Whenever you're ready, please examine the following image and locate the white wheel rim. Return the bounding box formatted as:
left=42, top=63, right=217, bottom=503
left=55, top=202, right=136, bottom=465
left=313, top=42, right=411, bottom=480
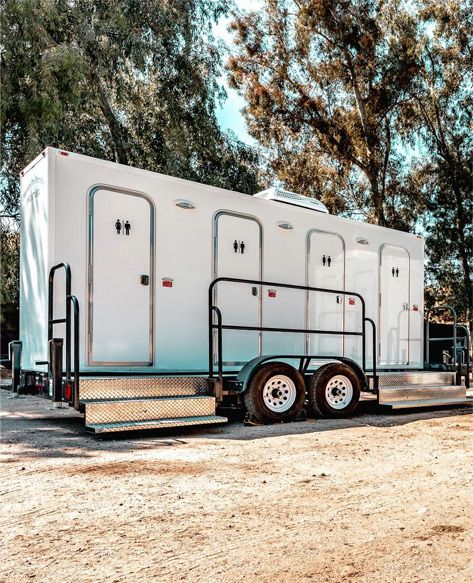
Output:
left=262, top=375, right=297, bottom=413
left=325, top=375, right=353, bottom=410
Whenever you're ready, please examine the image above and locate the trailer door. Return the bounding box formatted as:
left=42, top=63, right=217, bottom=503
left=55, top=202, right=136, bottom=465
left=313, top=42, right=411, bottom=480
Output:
left=88, top=187, right=154, bottom=365
left=214, top=213, right=262, bottom=366
left=307, top=231, right=345, bottom=356
left=379, top=245, right=410, bottom=365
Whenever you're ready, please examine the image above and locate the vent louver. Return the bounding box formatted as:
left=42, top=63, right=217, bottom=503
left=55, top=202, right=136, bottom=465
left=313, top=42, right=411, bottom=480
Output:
left=254, top=187, right=329, bottom=214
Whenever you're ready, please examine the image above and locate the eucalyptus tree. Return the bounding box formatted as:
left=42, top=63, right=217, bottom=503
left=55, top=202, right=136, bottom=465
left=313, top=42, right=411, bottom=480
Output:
left=405, top=0, right=473, bottom=326
left=1, top=0, right=260, bottom=221
left=228, top=0, right=422, bottom=227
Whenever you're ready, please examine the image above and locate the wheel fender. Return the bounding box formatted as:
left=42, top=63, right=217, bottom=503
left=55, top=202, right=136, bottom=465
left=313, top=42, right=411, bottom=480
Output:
left=237, top=356, right=277, bottom=394
left=313, top=358, right=367, bottom=391
left=237, top=355, right=368, bottom=393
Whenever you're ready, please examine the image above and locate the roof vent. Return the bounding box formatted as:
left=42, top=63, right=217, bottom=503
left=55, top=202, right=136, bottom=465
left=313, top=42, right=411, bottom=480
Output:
left=254, top=187, right=329, bottom=214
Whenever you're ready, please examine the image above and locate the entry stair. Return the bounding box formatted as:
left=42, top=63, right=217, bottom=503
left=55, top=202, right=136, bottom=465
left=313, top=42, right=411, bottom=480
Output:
left=80, top=376, right=227, bottom=434
left=371, top=371, right=472, bottom=409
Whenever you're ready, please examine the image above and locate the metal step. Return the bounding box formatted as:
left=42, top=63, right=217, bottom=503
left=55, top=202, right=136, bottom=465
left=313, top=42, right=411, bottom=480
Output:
left=378, top=385, right=467, bottom=404
left=84, top=395, right=216, bottom=425
left=86, top=415, right=228, bottom=434
left=385, top=397, right=473, bottom=410
left=79, top=376, right=207, bottom=400
left=373, top=371, right=457, bottom=388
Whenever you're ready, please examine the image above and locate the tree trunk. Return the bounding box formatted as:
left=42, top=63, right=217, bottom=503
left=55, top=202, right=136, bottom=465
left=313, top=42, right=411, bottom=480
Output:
left=96, top=81, right=129, bottom=166
left=449, top=174, right=473, bottom=331
left=368, top=169, right=387, bottom=227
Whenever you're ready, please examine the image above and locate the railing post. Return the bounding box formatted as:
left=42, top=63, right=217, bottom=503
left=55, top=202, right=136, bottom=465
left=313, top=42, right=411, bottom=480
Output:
left=9, top=341, right=22, bottom=395
left=48, top=263, right=72, bottom=389
left=208, top=284, right=214, bottom=379
left=364, top=318, right=377, bottom=391
left=425, top=311, right=431, bottom=366
left=49, top=338, right=64, bottom=405
left=361, top=299, right=366, bottom=374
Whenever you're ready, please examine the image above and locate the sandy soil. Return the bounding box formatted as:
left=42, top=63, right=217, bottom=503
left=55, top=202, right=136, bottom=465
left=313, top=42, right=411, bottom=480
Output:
left=1, top=387, right=472, bottom=583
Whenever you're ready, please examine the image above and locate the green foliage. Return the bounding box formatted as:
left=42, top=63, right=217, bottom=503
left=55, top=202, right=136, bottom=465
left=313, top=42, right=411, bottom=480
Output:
left=0, top=226, right=19, bottom=354
left=0, top=0, right=261, bottom=344
left=408, top=0, right=473, bottom=326
left=0, top=0, right=260, bottom=222
left=228, top=0, right=423, bottom=228
left=228, top=0, right=472, bottom=325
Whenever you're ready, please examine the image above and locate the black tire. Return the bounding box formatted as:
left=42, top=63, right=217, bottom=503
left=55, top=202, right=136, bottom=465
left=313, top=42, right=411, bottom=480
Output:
left=308, top=363, right=361, bottom=418
left=244, top=362, right=306, bottom=424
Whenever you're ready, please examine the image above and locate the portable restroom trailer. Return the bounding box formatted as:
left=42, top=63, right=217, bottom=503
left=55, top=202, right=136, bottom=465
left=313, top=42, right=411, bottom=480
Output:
left=15, top=148, right=471, bottom=433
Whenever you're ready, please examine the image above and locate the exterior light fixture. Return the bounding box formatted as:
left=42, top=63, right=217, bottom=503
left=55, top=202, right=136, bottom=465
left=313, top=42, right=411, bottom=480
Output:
left=174, top=199, right=196, bottom=209
left=277, top=221, right=293, bottom=230
left=356, top=237, right=369, bottom=245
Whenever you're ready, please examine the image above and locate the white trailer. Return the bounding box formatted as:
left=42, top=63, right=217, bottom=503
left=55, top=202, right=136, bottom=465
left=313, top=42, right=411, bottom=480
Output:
left=14, top=147, right=471, bottom=433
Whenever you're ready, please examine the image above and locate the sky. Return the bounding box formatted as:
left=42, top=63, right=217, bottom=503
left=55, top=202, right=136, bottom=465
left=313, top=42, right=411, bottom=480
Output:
left=214, top=1, right=261, bottom=145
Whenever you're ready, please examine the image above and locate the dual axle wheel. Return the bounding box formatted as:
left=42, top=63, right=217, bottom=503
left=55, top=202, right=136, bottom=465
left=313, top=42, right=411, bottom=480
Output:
left=243, top=362, right=361, bottom=424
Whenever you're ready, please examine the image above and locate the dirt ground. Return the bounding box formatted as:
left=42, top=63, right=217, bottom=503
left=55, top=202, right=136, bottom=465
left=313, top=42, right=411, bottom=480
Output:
left=1, top=386, right=472, bottom=583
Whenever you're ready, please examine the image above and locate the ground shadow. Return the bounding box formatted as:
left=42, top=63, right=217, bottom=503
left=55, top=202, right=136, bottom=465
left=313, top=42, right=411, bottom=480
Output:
left=2, top=389, right=471, bottom=457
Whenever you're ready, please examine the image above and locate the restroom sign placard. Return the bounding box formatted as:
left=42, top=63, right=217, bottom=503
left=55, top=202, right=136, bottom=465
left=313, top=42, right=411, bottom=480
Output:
left=115, top=219, right=131, bottom=235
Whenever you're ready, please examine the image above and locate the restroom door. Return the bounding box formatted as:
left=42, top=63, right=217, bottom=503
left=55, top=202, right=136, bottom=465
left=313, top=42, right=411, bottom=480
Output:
left=307, top=231, right=345, bottom=356
left=379, top=245, right=410, bottom=365
left=214, top=213, right=262, bottom=366
left=89, top=187, right=153, bottom=365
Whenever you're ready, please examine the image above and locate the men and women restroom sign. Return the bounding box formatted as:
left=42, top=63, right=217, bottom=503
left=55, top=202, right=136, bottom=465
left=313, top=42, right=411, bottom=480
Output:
left=115, top=219, right=131, bottom=235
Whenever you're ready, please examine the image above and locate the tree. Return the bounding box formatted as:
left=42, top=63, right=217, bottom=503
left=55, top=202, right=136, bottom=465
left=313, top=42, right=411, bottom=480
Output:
left=1, top=0, right=260, bottom=222
left=0, top=0, right=261, bottom=346
left=403, top=0, right=472, bottom=327
left=228, top=0, right=422, bottom=227
left=0, top=223, right=19, bottom=356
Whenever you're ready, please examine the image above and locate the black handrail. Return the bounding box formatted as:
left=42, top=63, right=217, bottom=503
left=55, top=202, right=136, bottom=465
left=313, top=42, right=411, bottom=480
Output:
left=425, top=305, right=457, bottom=371
left=208, top=277, right=376, bottom=384
left=48, top=263, right=72, bottom=388
left=425, top=305, right=471, bottom=386
left=48, top=263, right=80, bottom=406
left=365, top=317, right=378, bottom=391
left=455, top=324, right=471, bottom=389
left=68, top=294, right=80, bottom=408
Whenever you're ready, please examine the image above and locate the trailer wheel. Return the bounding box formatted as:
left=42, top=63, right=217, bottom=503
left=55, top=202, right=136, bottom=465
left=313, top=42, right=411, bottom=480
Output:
left=244, top=362, right=306, bottom=424
left=308, top=363, right=360, bottom=418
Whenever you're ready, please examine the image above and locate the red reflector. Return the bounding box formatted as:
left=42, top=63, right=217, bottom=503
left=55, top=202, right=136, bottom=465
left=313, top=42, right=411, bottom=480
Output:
left=64, top=383, right=72, bottom=400
left=268, top=289, right=277, bottom=298
left=162, top=279, right=173, bottom=288
left=59, top=150, right=69, bottom=156
left=348, top=298, right=356, bottom=305
left=412, top=304, right=419, bottom=311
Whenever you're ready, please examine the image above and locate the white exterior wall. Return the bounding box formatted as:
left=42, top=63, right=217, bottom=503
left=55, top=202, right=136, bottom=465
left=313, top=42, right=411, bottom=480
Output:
left=19, top=152, right=53, bottom=369
left=20, top=148, right=424, bottom=373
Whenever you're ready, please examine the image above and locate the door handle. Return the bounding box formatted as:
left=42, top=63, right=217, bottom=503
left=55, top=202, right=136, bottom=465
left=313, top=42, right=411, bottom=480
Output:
left=252, top=286, right=258, bottom=296
left=140, top=275, right=150, bottom=286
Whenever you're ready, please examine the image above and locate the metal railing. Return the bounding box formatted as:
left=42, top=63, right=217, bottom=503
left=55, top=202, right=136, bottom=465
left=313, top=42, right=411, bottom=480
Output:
left=48, top=263, right=80, bottom=408
left=425, top=305, right=471, bottom=387
left=208, top=277, right=377, bottom=387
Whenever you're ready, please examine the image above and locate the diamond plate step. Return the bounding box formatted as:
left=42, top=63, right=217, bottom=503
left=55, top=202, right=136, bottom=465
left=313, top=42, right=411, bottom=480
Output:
left=79, top=376, right=207, bottom=400
left=384, top=397, right=473, bottom=410
left=86, top=415, right=228, bottom=434
left=373, top=371, right=457, bottom=388
left=85, top=395, right=216, bottom=425
left=378, top=385, right=467, bottom=404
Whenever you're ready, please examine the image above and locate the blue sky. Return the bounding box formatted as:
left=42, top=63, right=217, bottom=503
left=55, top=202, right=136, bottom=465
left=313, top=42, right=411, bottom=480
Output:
left=214, top=1, right=261, bottom=145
